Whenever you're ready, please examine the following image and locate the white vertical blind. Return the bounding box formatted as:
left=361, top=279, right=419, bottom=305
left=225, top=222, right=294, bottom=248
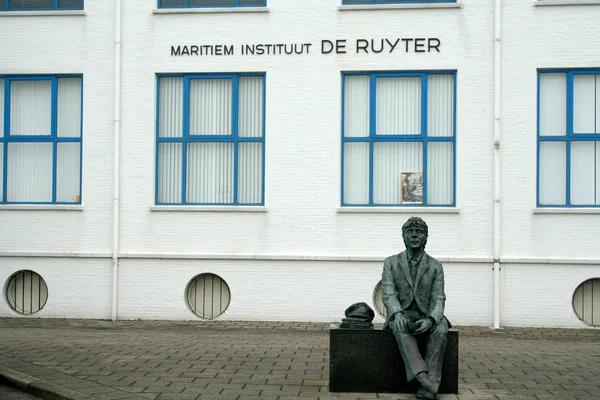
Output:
left=159, top=77, right=183, bottom=138
left=573, top=74, right=597, bottom=134
left=376, top=77, right=421, bottom=135
left=570, top=141, right=596, bottom=205
left=539, top=141, right=566, bottom=205
left=10, top=80, right=52, bottom=136
left=56, top=142, right=81, bottom=202
left=190, top=79, right=232, bottom=136
left=238, top=76, right=263, bottom=138
left=158, top=143, right=182, bottom=203
left=7, top=142, right=53, bottom=202
left=539, top=73, right=566, bottom=136
left=187, top=142, right=233, bottom=203
left=373, top=142, right=422, bottom=204
left=344, top=76, right=370, bottom=138
left=238, top=142, right=262, bottom=203
left=57, top=78, right=82, bottom=138
left=428, top=75, right=454, bottom=137
left=343, top=142, right=369, bottom=204
left=0, top=79, right=4, bottom=137
left=428, top=142, right=453, bottom=204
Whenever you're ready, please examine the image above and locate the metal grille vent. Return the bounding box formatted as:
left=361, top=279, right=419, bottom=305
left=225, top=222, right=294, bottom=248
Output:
left=573, top=278, right=600, bottom=326
left=373, top=280, right=387, bottom=319
left=186, top=273, right=230, bottom=319
left=6, top=270, right=48, bottom=315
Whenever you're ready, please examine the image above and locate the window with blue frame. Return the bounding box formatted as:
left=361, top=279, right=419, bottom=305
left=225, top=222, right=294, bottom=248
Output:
left=342, top=71, right=456, bottom=207
left=342, top=0, right=455, bottom=4
left=0, top=0, right=83, bottom=11
left=156, top=74, right=265, bottom=205
left=158, top=0, right=265, bottom=8
left=538, top=70, right=600, bottom=207
left=0, top=76, right=83, bottom=204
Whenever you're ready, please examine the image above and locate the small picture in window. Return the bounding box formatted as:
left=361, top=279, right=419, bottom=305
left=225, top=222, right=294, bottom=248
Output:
left=400, top=172, right=423, bottom=204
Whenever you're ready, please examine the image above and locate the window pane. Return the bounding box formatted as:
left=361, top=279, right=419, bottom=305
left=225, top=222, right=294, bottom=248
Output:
left=160, top=0, right=185, bottom=6
left=7, top=142, right=52, bottom=202
left=427, top=74, right=454, bottom=137
left=56, top=142, right=80, bottom=202
left=159, top=77, right=183, bottom=138
left=187, top=142, right=233, bottom=203
left=376, top=76, right=421, bottom=135
left=597, top=142, right=600, bottom=206
left=570, top=141, right=597, bottom=205
left=0, top=146, right=3, bottom=201
left=427, top=142, right=453, bottom=205
left=8, top=0, right=53, bottom=9
left=373, top=142, right=422, bottom=204
left=189, top=0, right=235, bottom=6
left=539, top=141, right=566, bottom=205
left=344, top=75, right=369, bottom=138
left=0, top=79, right=4, bottom=138
left=158, top=143, right=182, bottom=204
left=238, top=142, right=262, bottom=204
left=539, top=73, right=566, bottom=136
left=10, top=80, right=52, bottom=136
left=240, top=0, right=265, bottom=4
left=343, top=142, right=369, bottom=204
left=58, top=0, right=82, bottom=8
left=573, top=74, right=597, bottom=134
left=238, top=76, right=263, bottom=138
left=190, top=79, right=232, bottom=136
left=57, top=78, right=82, bottom=138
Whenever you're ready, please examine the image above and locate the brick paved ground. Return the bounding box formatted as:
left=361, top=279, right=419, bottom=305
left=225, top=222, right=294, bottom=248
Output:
left=0, top=319, right=599, bottom=400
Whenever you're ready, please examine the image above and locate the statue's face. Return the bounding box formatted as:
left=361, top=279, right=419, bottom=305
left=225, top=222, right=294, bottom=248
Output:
left=403, top=227, right=427, bottom=252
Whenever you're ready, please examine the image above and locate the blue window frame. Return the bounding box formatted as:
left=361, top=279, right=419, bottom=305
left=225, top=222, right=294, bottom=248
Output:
left=341, top=71, right=456, bottom=207
left=158, top=0, right=265, bottom=8
left=342, top=0, right=455, bottom=4
left=0, top=0, right=83, bottom=11
left=0, top=75, right=83, bottom=204
left=156, top=73, right=265, bottom=206
left=538, top=69, right=600, bottom=207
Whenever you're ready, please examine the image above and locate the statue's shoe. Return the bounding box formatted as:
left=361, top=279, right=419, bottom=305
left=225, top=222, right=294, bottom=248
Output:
left=416, top=386, right=436, bottom=400
left=416, top=373, right=438, bottom=395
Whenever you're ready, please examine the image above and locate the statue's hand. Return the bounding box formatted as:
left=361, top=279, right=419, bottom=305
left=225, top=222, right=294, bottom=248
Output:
left=413, top=318, right=433, bottom=335
left=392, top=314, right=410, bottom=333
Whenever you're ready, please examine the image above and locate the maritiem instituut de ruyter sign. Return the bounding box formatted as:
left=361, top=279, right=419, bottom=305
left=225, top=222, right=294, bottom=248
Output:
left=170, top=37, right=442, bottom=56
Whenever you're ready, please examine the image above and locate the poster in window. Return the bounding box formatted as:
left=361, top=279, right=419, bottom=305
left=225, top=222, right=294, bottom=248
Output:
left=400, top=172, right=423, bottom=204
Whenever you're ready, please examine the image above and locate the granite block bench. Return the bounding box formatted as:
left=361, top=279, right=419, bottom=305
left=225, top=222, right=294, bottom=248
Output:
left=329, top=323, right=458, bottom=394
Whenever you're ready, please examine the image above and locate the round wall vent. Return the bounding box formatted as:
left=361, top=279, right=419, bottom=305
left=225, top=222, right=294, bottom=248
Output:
left=373, top=280, right=387, bottom=319
left=186, top=273, right=231, bottom=319
left=572, top=278, right=599, bottom=327
left=6, top=270, right=48, bottom=315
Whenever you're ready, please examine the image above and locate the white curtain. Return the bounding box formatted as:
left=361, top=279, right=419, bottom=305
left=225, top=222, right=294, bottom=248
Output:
left=343, top=142, right=369, bottom=204
left=376, top=76, right=421, bottom=135
left=159, top=77, right=183, bottom=138
left=373, top=142, right=423, bottom=204
left=187, top=142, right=234, bottom=203
left=56, top=142, right=81, bottom=202
left=7, top=142, right=53, bottom=202
left=238, top=76, right=263, bottom=138
left=238, top=142, right=262, bottom=203
left=57, top=78, right=82, bottom=138
left=539, top=141, right=566, bottom=205
left=344, top=75, right=369, bottom=138
left=10, top=80, right=52, bottom=136
left=427, top=75, right=454, bottom=137
left=539, top=73, right=567, bottom=137
left=573, top=74, right=600, bottom=134
left=158, top=143, right=182, bottom=204
left=190, top=79, right=232, bottom=136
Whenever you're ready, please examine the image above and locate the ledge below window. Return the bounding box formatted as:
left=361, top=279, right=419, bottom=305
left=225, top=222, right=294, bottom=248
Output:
left=0, top=10, right=85, bottom=16
left=337, top=206, right=459, bottom=214
left=534, top=0, right=600, bottom=5
left=0, top=204, right=83, bottom=211
left=533, top=207, right=600, bottom=214
left=150, top=206, right=268, bottom=212
left=153, top=7, right=270, bottom=14
left=338, top=2, right=462, bottom=11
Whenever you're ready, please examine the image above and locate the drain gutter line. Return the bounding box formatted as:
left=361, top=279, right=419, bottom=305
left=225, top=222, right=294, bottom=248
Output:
left=493, top=0, right=502, bottom=329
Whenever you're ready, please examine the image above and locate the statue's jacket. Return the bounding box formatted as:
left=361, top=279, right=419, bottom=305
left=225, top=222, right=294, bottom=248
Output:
left=381, top=250, right=447, bottom=328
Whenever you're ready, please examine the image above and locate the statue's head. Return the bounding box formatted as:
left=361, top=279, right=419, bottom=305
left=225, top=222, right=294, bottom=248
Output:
left=402, top=216, right=428, bottom=252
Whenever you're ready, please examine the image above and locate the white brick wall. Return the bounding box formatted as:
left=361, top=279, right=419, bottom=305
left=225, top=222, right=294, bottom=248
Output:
left=1, top=0, right=599, bottom=328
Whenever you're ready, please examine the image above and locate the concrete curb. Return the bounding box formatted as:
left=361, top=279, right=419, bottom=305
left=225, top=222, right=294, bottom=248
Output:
left=0, top=364, right=85, bottom=399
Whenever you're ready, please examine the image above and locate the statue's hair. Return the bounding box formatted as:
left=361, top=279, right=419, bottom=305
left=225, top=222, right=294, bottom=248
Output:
left=402, top=216, right=428, bottom=236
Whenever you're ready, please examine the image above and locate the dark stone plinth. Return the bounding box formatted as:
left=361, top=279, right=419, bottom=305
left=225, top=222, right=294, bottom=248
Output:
left=329, top=323, right=458, bottom=394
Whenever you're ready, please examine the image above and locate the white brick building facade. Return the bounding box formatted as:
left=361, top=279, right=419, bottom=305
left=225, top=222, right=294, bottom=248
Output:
left=1, top=0, right=599, bottom=328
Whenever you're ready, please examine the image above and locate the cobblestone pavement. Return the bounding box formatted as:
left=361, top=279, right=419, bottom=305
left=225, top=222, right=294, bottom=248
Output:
left=0, top=319, right=599, bottom=400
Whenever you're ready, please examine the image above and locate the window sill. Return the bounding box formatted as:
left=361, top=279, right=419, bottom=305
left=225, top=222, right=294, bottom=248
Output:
left=0, top=10, right=85, bottom=16
left=338, top=2, right=462, bottom=11
left=534, top=0, right=600, bottom=5
left=153, top=7, right=270, bottom=14
left=533, top=207, right=600, bottom=214
left=337, top=206, right=459, bottom=214
left=150, top=206, right=268, bottom=212
left=0, top=204, right=83, bottom=211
